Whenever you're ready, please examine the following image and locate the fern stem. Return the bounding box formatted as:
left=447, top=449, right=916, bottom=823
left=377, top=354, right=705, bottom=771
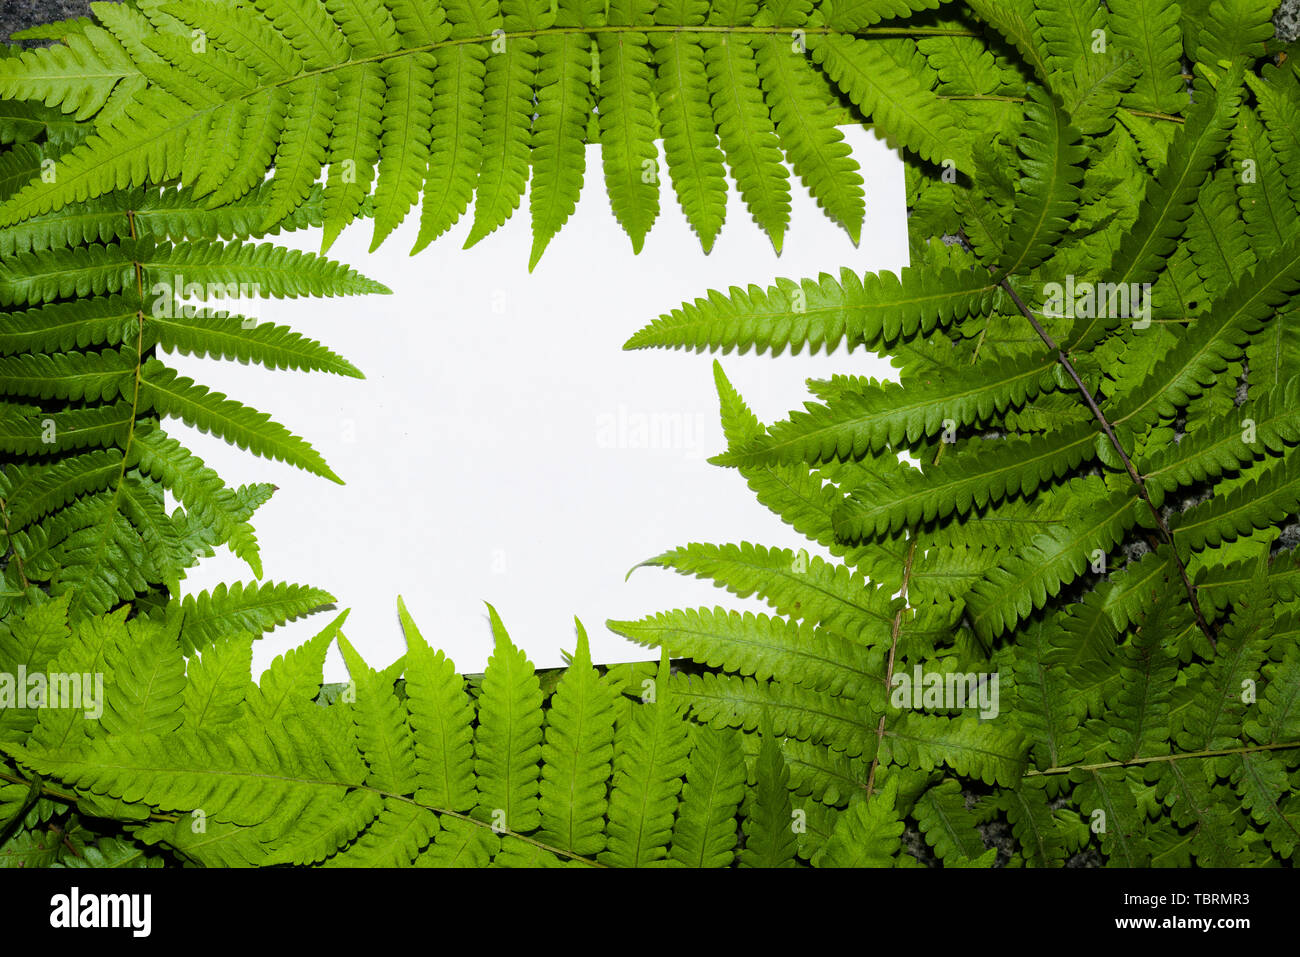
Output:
left=0, top=766, right=177, bottom=823
left=938, top=97, right=1186, bottom=125
left=0, top=496, right=29, bottom=590
left=993, top=274, right=1219, bottom=648
left=864, top=316, right=994, bottom=799
left=1023, top=740, right=1300, bottom=776
left=865, top=536, right=916, bottom=799
left=250, top=25, right=977, bottom=94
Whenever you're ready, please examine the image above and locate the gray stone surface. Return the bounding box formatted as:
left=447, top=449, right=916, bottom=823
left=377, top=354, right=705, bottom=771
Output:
left=1, top=1, right=94, bottom=44
left=1278, top=0, right=1300, bottom=42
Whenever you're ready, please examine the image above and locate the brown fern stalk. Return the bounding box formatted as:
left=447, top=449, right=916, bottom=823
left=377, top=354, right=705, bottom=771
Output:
left=993, top=273, right=1219, bottom=648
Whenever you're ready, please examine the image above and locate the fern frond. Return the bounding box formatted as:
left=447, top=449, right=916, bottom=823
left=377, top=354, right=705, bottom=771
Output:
left=597, top=5, right=659, bottom=253
left=668, top=723, right=745, bottom=866
left=966, top=484, right=1139, bottom=640
left=180, top=634, right=253, bottom=731
left=882, top=712, right=1027, bottom=787
left=599, top=654, right=691, bottom=866
left=1031, top=0, right=1104, bottom=76
left=755, top=34, right=863, bottom=241
left=1140, top=378, right=1300, bottom=498
left=1070, top=68, right=1242, bottom=349
left=100, top=621, right=185, bottom=738
left=1172, top=451, right=1300, bottom=556
left=706, top=32, right=790, bottom=250
left=241, top=612, right=342, bottom=723
left=462, top=0, right=542, bottom=248
left=624, top=266, right=998, bottom=354
left=672, top=671, right=875, bottom=756
left=335, top=634, right=419, bottom=794
left=136, top=360, right=341, bottom=483
left=738, top=716, right=798, bottom=866
left=528, top=24, right=592, bottom=269
left=833, top=425, right=1097, bottom=540
left=996, top=779, right=1073, bottom=866
left=1107, top=0, right=1185, bottom=115
left=998, top=84, right=1084, bottom=277
left=1110, top=235, right=1300, bottom=442
left=817, top=783, right=904, bottom=867
left=632, top=540, right=899, bottom=644
left=399, top=597, right=477, bottom=813
left=474, top=602, right=544, bottom=832
left=716, top=353, right=1054, bottom=466
left=537, top=620, right=618, bottom=856
left=0, top=25, right=137, bottom=120
left=610, top=606, right=877, bottom=696
left=810, top=35, right=969, bottom=171
left=652, top=31, right=728, bottom=251
left=913, top=778, right=989, bottom=864
left=1243, top=71, right=1300, bottom=211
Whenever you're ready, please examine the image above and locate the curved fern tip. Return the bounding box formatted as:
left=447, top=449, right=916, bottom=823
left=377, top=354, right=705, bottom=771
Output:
left=624, top=552, right=671, bottom=581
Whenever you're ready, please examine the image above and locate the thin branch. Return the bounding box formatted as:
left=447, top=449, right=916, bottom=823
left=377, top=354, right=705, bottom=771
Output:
left=864, top=316, right=994, bottom=799
left=939, top=97, right=1186, bottom=125
left=994, top=274, right=1218, bottom=647
left=1024, top=740, right=1300, bottom=776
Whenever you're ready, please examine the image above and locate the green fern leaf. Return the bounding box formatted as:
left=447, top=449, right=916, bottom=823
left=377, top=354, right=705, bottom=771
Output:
left=528, top=13, right=593, bottom=270
left=0, top=25, right=137, bottom=120
left=146, top=311, right=362, bottom=377
left=180, top=633, right=253, bottom=730
left=811, top=35, right=969, bottom=171
left=738, top=714, right=798, bottom=866
left=1108, top=0, right=1185, bottom=115
left=136, top=359, right=341, bottom=483
left=640, top=538, right=896, bottom=638
left=597, top=1, right=660, bottom=253
left=399, top=597, right=477, bottom=813
left=817, top=783, right=904, bottom=867
left=537, top=620, right=618, bottom=856
left=474, top=602, right=544, bottom=832
left=913, top=778, right=989, bottom=864
left=1172, top=447, right=1300, bottom=556
left=1070, top=68, right=1241, bottom=349
left=998, top=84, right=1084, bottom=276
left=882, top=713, right=1027, bottom=787
left=652, top=31, right=727, bottom=251
left=833, top=425, right=1098, bottom=540
left=599, top=653, right=691, bottom=866
left=718, top=354, right=1054, bottom=466
left=668, top=723, right=745, bottom=866
left=624, top=266, right=998, bottom=354
left=706, top=34, right=791, bottom=250
left=611, top=606, right=878, bottom=697
left=100, top=620, right=185, bottom=738
left=755, top=34, right=863, bottom=241
left=462, top=0, right=542, bottom=248
left=673, top=671, right=875, bottom=756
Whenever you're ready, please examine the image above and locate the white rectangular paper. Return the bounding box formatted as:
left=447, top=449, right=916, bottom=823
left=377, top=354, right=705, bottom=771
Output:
left=166, top=126, right=909, bottom=680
